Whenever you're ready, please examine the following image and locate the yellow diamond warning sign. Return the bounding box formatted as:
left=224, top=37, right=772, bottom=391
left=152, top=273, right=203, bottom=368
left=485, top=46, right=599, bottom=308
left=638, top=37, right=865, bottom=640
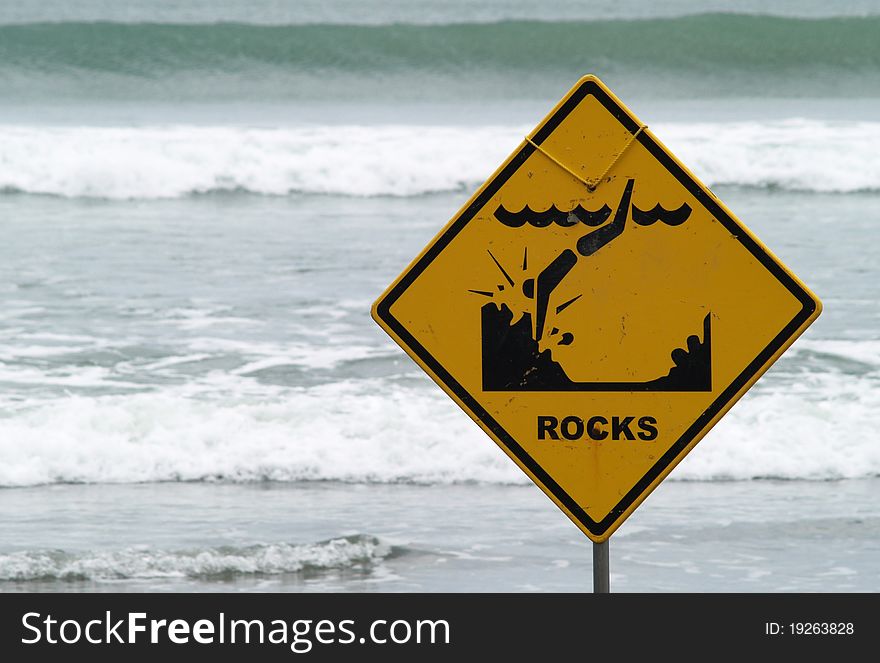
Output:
left=371, top=75, right=821, bottom=542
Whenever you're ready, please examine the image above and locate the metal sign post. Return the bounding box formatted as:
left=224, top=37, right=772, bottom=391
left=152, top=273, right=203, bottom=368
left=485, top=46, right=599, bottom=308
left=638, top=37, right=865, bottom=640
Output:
left=593, top=540, right=610, bottom=593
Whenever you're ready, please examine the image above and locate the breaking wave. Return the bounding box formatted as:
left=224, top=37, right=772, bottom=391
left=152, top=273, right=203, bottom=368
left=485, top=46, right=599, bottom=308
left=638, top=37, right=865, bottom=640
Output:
left=0, top=535, right=392, bottom=582
left=1, top=16, right=878, bottom=101
left=0, top=119, right=878, bottom=199
left=0, top=339, right=878, bottom=487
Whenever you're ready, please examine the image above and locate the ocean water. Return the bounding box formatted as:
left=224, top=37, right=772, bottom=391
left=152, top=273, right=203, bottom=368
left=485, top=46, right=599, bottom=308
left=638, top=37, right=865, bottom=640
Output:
left=0, top=0, right=878, bottom=592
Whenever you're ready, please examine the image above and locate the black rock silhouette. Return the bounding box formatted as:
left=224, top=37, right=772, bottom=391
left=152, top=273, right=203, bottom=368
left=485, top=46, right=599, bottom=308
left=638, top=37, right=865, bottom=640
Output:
left=481, top=303, right=711, bottom=392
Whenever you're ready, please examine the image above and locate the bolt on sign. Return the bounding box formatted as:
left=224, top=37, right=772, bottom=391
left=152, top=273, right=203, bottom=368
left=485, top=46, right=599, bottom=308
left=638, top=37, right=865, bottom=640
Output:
left=372, top=75, right=821, bottom=543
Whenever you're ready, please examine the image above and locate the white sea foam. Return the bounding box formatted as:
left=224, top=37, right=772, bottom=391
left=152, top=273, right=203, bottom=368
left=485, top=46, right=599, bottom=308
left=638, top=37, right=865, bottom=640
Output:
left=677, top=372, right=880, bottom=480
left=0, top=535, right=389, bottom=581
left=658, top=119, right=880, bottom=193
left=0, top=120, right=878, bottom=199
left=795, top=338, right=880, bottom=367
left=0, top=382, right=522, bottom=487
left=0, top=356, right=877, bottom=487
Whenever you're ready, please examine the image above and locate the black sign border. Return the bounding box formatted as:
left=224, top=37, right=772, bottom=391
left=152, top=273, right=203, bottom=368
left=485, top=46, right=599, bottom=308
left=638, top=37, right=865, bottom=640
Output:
left=374, top=79, right=819, bottom=538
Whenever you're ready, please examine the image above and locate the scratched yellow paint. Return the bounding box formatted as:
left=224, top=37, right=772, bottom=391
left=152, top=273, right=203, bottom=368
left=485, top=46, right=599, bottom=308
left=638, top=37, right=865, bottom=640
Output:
left=372, top=75, right=821, bottom=542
